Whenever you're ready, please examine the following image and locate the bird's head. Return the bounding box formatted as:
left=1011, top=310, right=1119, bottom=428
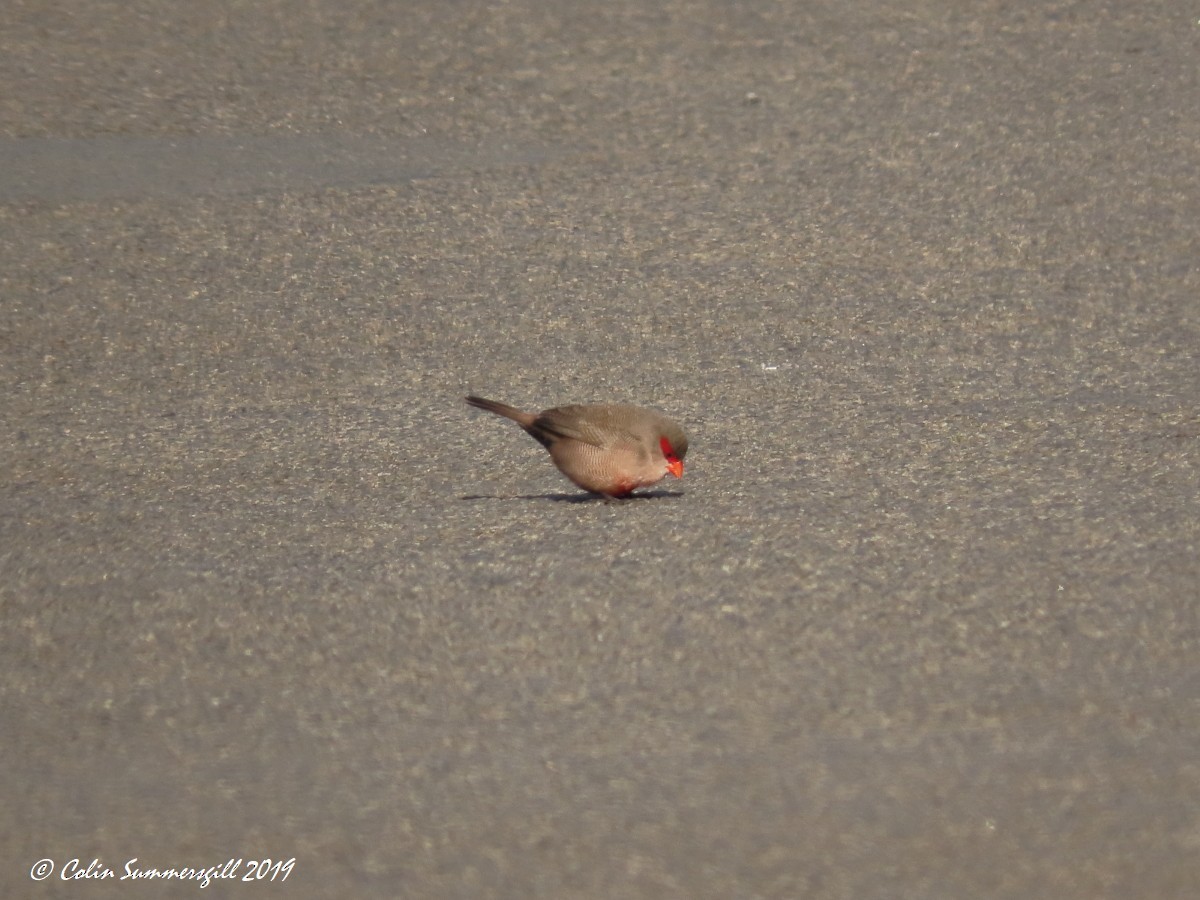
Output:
left=659, top=425, right=688, bottom=478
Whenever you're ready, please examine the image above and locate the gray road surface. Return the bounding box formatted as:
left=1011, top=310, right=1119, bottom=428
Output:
left=2, top=1, right=1198, bottom=897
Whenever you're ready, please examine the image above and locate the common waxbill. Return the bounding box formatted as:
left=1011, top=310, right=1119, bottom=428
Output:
left=465, top=395, right=688, bottom=498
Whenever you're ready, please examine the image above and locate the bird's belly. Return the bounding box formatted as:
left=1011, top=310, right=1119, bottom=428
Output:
left=549, top=442, right=664, bottom=496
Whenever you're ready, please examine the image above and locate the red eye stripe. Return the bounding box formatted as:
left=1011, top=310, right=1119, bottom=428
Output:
left=659, top=436, right=676, bottom=461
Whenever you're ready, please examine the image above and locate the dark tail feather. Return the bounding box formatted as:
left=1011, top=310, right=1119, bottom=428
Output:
left=465, top=395, right=532, bottom=425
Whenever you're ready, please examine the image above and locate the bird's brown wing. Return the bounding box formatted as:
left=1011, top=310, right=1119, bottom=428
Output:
left=529, top=406, right=617, bottom=449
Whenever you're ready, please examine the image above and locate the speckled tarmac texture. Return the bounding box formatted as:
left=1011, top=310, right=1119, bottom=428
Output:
left=2, top=2, right=1198, bottom=897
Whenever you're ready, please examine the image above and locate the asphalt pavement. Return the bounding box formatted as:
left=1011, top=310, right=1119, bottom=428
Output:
left=2, top=1, right=1198, bottom=897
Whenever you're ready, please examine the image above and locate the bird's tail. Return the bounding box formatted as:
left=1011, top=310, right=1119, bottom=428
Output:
left=465, top=395, right=535, bottom=426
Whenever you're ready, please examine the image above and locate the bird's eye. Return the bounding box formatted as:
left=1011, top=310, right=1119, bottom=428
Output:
left=659, top=436, right=676, bottom=461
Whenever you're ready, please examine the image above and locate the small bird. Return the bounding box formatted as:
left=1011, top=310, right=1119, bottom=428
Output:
left=466, top=395, right=688, bottom=498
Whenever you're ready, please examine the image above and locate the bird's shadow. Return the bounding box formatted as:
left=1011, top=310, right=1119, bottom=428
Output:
left=461, top=490, right=685, bottom=503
